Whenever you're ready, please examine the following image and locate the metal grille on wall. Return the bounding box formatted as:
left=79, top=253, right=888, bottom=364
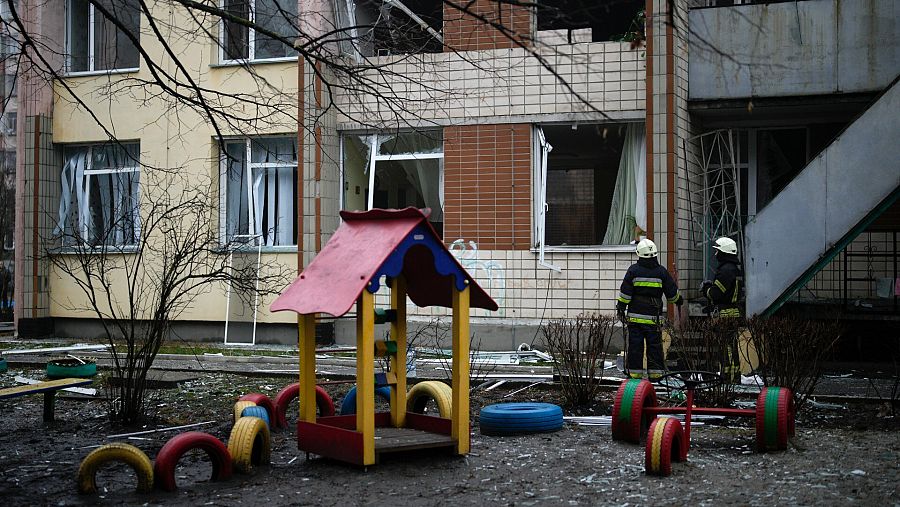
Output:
left=684, top=129, right=745, bottom=279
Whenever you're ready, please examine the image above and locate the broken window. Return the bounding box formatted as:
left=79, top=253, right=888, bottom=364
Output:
left=67, top=0, right=140, bottom=72
left=222, top=137, right=298, bottom=247
left=336, top=0, right=443, bottom=57
left=536, top=0, right=644, bottom=44
left=55, top=142, right=141, bottom=247
left=222, top=0, right=298, bottom=61
left=536, top=123, right=646, bottom=247
left=755, top=128, right=807, bottom=211
left=341, top=130, right=443, bottom=236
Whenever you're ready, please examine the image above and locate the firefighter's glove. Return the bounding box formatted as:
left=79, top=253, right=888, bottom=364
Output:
left=616, top=302, right=627, bottom=322
left=700, top=280, right=713, bottom=294
left=674, top=297, right=683, bottom=307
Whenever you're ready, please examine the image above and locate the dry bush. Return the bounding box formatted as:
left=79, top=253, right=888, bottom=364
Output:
left=746, top=315, right=842, bottom=410
left=541, top=314, right=615, bottom=407
left=403, top=317, right=496, bottom=383
left=664, top=317, right=743, bottom=407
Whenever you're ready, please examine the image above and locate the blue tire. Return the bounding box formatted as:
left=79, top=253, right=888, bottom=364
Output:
left=340, top=386, right=392, bottom=415
left=479, top=403, right=564, bottom=436
left=0, top=358, right=6, bottom=373
left=240, top=406, right=270, bottom=429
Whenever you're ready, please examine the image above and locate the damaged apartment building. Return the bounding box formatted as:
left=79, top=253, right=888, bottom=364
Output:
left=13, top=0, right=900, bottom=352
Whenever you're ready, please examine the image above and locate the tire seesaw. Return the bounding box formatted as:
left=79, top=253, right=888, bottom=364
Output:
left=610, top=371, right=796, bottom=477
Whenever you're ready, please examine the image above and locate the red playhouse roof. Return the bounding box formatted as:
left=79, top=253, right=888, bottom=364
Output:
left=270, top=207, right=499, bottom=317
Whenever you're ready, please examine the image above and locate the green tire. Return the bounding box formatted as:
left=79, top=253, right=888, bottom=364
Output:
left=47, top=359, right=98, bottom=379
left=0, top=357, right=6, bottom=373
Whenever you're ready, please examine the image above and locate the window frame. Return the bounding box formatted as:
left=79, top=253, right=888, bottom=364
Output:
left=56, top=142, right=142, bottom=249
left=532, top=121, right=647, bottom=254
left=338, top=130, right=444, bottom=223
left=65, top=0, right=141, bottom=75
left=218, top=0, right=299, bottom=64
left=219, top=136, right=299, bottom=249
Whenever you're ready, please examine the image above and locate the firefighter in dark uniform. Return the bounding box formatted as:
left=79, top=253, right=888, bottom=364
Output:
left=700, top=236, right=744, bottom=381
left=617, top=238, right=683, bottom=379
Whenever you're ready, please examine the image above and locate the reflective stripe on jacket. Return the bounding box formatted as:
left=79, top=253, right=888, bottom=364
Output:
left=618, top=257, right=682, bottom=323
left=704, top=256, right=743, bottom=317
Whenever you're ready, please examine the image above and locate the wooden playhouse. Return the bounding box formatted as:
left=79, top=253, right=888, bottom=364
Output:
left=270, top=207, right=497, bottom=466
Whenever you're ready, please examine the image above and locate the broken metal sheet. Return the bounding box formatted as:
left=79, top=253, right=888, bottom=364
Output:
left=14, top=376, right=98, bottom=396
left=3, top=344, right=108, bottom=355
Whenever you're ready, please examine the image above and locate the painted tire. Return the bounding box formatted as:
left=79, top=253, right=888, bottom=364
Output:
left=153, top=432, right=232, bottom=492
left=407, top=381, right=452, bottom=418
left=237, top=393, right=276, bottom=424
left=241, top=406, right=270, bottom=429
left=0, top=357, right=6, bottom=373
left=755, top=386, right=794, bottom=452
left=47, top=359, right=97, bottom=379
left=76, top=443, right=154, bottom=494
left=611, top=379, right=658, bottom=443
left=645, top=417, right=685, bottom=477
left=228, top=416, right=271, bottom=474
left=339, top=386, right=392, bottom=415
left=233, top=401, right=257, bottom=424
left=273, top=383, right=336, bottom=429
left=479, top=403, right=564, bottom=435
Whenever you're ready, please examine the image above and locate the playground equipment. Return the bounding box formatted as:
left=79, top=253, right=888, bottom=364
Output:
left=153, top=432, right=232, bottom=492
left=270, top=207, right=498, bottom=466
left=611, top=372, right=795, bottom=476
left=479, top=402, right=564, bottom=436
left=77, top=443, right=155, bottom=494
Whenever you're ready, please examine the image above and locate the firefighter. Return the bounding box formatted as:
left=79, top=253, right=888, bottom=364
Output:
left=616, top=238, right=683, bottom=379
left=700, top=236, right=744, bottom=381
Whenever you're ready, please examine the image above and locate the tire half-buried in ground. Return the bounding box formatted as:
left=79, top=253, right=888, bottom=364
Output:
left=153, top=431, right=232, bottom=492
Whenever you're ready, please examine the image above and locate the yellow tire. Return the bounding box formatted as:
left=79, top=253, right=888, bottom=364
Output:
left=76, top=442, right=154, bottom=494
left=407, top=381, right=452, bottom=418
left=228, top=416, right=271, bottom=474
left=233, top=400, right=257, bottom=424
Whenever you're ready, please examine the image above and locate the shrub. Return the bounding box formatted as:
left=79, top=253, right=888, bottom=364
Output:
left=541, top=314, right=615, bottom=407
left=746, top=315, right=841, bottom=410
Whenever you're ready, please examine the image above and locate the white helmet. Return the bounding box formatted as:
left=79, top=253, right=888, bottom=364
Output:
left=713, top=237, right=738, bottom=255
left=635, top=238, right=658, bottom=258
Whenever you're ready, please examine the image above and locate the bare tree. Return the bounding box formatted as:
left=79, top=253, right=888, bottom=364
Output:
left=47, top=168, right=292, bottom=423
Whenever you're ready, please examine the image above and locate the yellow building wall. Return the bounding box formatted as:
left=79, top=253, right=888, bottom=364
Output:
left=49, top=2, right=300, bottom=325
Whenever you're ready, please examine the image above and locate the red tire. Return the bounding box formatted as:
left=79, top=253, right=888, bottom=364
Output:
left=755, top=386, right=794, bottom=452
left=645, top=417, right=685, bottom=476
left=153, top=432, right=232, bottom=492
left=611, top=379, right=657, bottom=443
left=238, top=393, right=276, bottom=427
left=273, top=383, right=336, bottom=429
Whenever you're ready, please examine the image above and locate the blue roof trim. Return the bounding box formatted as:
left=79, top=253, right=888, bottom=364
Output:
left=368, top=223, right=468, bottom=294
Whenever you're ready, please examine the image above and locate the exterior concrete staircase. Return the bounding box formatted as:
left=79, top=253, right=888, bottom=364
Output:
left=744, top=77, right=900, bottom=316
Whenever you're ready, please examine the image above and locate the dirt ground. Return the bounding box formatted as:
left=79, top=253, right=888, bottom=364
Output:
left=1, top=367, right=898, bottom=506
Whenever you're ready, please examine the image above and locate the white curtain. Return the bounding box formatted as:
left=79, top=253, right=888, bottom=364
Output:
left=54, top=150, right=88, bottom=241
left=275, top=167, right=294, bottom=245
left=602, top=123, right=647, bottom=245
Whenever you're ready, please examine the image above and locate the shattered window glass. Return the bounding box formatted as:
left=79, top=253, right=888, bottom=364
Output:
left=342, top=0, right=443, bottom=57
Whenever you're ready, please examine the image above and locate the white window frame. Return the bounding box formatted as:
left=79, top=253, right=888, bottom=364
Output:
left=532, top=122, right=647, bottom=255
left=339, top=131, right=444, bottom=218
left=220, top=136, right=298, bottom=248
left=56, top=143, right=142, bottom=248
left=218, top=0, right=299, bottom=64
left=65, top=0, right=141, bottom=75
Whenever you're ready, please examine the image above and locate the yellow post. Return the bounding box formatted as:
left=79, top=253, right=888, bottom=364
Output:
left=298, top=313, right=317, bottom=423
left=390, top=276, right=408, bottom=428
left=451, top=282, right=470, bottom=455
left=356, top=288, right=376, bottom=465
